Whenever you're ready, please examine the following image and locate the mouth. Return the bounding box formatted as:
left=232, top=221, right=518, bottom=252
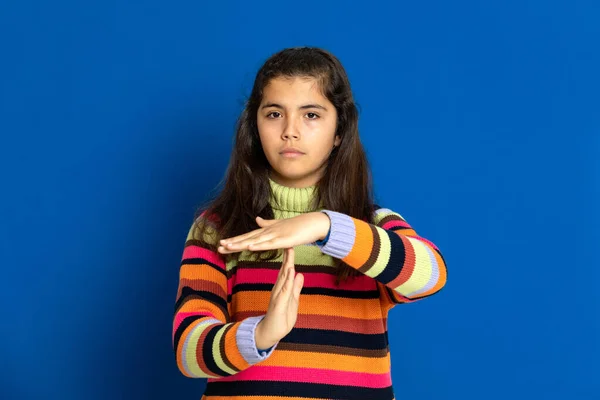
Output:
left=280, top=152, right=304, bottom=158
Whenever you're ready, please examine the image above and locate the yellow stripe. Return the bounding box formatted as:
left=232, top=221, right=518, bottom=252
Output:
left=396, top=237, right=432, bottom=295
left=212, top=323, right=237, bottom=375
left=365, top=226, right=392, bottom=279
left=185, top=319, right=220, bottom=378
left=409, top=244, right=439, bottom=297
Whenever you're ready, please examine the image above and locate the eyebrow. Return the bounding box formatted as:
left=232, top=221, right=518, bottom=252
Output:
left=260, top=102, right=328, bottom=111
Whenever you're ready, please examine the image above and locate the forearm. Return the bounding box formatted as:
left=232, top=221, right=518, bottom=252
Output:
left=173, top=313, right=278, bottom=378
left=315, top=209, right=447, bottom=300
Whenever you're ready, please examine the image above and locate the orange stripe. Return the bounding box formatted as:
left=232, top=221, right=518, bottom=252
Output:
left=261, top=349, right=391, bottom=374
left=177, top=278, right=226, bottom=300
left=222, top=323, right=250, bottom=371
left=231, top=292, right=383, bottom=319
left=233, top=312, right=386, bottom=334
left=343, top=219, right=373, bottom=267
left=180, top=264, right=227, bottom=292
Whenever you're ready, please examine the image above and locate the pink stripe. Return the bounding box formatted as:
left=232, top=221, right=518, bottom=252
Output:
left=182, top=246, right=225, bottom=269
left=381, top=220, right=410, bottom=230
left=210, top=366, right=391, bottom=388
left=231, top=269, right=377, bottom=291
left=382, top=221, right=440, bottom=251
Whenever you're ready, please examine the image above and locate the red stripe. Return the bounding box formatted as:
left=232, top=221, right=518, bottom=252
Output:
left=231, top=268, right=377, bottom=291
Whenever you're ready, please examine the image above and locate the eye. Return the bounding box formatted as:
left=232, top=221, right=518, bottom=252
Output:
left=266, top=111, right=282, bottom=119
left=306, top=112, right=320, bottom=120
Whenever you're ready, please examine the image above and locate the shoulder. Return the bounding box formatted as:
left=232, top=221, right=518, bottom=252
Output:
left=371, top=204, right=408, bottom=226
left=186, top=209, right=222, bottom=245
left=197, top=209, right=222, bottom=226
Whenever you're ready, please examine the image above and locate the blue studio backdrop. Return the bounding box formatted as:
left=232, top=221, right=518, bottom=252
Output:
left=1, top=1, right=598, bottom=399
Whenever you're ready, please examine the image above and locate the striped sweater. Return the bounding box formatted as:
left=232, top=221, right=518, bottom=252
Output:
left=173, top=178, right=447, bottom=400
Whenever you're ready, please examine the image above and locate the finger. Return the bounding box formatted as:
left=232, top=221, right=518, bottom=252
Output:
left=225, top=231, right=275, bottom=250
left=280, top=248, right=295, bottom=296
left=247, top=236, right=289, bottom=251
left=271, top=248, right=290, bottom=296
left=291, top=273, right=304, bottom=303
left=287, top=247, right=295, bottom=269
left=220, top=228, right=263, bottom=246
left=217, top=245, right=244, bottom=254
left=223, top=231, right=262, bottom=247
left=219, top=233, right=264, bottom=253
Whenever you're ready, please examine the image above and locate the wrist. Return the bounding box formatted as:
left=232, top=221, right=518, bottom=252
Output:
left=255, top=319, right=277, bottom=350
left=316, top=211, right=331, bottom=241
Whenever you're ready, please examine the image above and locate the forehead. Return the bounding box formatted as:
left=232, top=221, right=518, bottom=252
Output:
left=261, top=76, right=326, bottom=102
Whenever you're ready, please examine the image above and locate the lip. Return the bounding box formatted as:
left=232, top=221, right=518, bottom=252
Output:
left=280, top=148, right=305, bottom=155
left=280, top=152, right=304, bottom=158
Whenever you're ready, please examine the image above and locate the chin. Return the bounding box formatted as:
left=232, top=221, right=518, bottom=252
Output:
left=272, top=168, right=321, bottom=185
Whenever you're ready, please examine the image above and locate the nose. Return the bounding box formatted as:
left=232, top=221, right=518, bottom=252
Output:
left=281, top=117, right=300, bottom=140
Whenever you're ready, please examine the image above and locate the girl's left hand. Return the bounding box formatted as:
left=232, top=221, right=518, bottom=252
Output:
left=217, top=212, right=330, bottom=254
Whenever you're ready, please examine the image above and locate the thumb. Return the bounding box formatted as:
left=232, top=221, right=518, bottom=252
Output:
left=256, top=216, right=277, bottom=226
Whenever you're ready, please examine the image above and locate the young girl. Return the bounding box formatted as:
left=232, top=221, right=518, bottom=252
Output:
left=173, top=47, right=447, bottom=400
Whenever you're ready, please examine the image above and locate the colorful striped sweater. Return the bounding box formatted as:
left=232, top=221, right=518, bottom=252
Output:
left=173, top=178, right=447, bottom=400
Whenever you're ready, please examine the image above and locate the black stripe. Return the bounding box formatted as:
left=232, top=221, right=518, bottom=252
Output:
left=175, top=287, right=227, bottom=312
left=282, top=327, right=388, bottom=350
left=204, top=380, right=394, bottom=399
left=181, top=258, right=226, bottom=276
left=173, top=314, right=205, bottom=351
left=231, top=283, right=379, bottom=299
left=202, top=324, right=231, bottom=377
left=218, top=324, right=239, bottom=373
left=376, top=230, right=406, bottom=285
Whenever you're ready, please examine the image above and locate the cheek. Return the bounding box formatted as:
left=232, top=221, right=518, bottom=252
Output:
left=257, top=122, right=278, bottom=144
left=303, top=120, right=336, bottom=142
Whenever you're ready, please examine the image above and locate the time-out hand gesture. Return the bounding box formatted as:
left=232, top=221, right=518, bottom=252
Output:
left=217, top=212, right=330, bottom=254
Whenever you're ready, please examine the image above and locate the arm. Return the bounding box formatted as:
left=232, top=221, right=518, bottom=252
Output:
left=315, top=206, right=447, bottom=305
left=173, top=213, right=277, bottom=378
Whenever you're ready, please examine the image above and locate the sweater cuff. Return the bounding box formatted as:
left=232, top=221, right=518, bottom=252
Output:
left=236, top=315, right=278, bottom=364
left=315, top=210, right=356, bottom=259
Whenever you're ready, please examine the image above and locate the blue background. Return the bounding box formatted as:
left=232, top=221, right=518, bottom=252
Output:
left=1, top=1, right=598, bottom=399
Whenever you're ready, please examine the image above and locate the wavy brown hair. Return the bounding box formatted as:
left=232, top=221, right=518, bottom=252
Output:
left=192, top=46, right=378, bottom=286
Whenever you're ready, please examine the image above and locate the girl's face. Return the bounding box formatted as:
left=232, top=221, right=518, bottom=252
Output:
left=257, top=76, right=341, bottom=188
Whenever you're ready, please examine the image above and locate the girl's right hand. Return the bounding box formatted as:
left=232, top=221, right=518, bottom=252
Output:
left=255, top=247, right=304, bottom=350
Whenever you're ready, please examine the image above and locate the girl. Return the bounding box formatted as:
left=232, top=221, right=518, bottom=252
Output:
left=173, top=47, right=447, bottom=400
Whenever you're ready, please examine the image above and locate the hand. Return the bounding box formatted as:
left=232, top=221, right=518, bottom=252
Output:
left=255, top=247, right=304, bottom=349
left=217, top=212, right=330, bottom=254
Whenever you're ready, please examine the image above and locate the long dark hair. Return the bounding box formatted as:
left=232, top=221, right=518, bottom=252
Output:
left=192, top=46, right=377, bottom=285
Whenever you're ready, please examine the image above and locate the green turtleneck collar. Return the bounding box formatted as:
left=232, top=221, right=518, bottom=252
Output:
left=268, top=177, right=323, bottom=213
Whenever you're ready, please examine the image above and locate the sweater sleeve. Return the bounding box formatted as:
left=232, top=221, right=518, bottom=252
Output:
left=315, top=206, right=447, bottom=304
left=173, top=214, right=278, bottom=379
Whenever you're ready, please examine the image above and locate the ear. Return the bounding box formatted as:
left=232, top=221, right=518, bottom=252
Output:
left=334, top=135, right=341, bottom=147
